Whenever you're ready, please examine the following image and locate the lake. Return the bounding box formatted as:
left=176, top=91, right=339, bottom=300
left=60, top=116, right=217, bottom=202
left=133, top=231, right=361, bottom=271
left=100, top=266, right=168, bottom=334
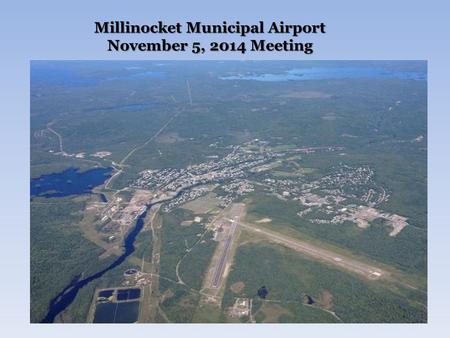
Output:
left=30, top=167, right=112, bottom=198
left=220, top=66, right=426, bottom=82
left=31, top=61, right=165, bottom=88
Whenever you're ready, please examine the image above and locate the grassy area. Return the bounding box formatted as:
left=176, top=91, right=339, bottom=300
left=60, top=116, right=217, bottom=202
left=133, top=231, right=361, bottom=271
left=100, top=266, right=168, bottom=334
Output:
left=246, top=193, right=427, bottom=277
left=159, top=281, right=201, bottom=323
left=159, top=208, right=211, bottom=285
left=192, top=304, right=223, bottom=323
left=132, top=228, right=153, bottom=263
left=223, top=241, right=426, bottom=323
left=179, top=231, right=217, bottom=290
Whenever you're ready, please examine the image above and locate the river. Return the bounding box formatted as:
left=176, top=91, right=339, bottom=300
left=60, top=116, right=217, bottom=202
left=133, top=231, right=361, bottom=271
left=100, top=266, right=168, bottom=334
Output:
left=41, top=185, right=192, bottom=323
left=41, top=203, right=153, bottom=323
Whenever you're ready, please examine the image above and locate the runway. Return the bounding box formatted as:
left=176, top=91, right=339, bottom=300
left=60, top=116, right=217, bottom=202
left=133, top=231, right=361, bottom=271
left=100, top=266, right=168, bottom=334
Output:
left=233, top=220, right=385, bottom=280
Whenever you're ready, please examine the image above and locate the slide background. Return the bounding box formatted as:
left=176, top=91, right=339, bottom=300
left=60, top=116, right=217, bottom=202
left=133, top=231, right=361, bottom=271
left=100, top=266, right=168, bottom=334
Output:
left=1, top=0, right=449, bottom=336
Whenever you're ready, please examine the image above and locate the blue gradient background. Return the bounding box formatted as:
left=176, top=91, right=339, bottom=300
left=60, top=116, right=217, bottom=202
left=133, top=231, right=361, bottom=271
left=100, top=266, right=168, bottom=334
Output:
left=1, top=0, right=448, bottom=336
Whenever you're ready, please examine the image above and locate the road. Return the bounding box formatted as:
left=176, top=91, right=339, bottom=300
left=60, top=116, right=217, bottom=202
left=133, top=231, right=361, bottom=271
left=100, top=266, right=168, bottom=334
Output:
left=232, top=220, right=385, bottom=280
left=46, top=122, right=64, bottom=153
left=119, top=109, right=182, bottom=166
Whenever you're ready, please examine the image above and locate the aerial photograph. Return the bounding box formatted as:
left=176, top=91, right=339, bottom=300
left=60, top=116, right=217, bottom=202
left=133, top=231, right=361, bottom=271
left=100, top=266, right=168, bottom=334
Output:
left=30, top=60, right=427, bottom=323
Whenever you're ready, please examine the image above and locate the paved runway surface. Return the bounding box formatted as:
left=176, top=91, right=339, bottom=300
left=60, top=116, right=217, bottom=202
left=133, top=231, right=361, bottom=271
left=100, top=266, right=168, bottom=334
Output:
left=233, top=220, right=385, bottom=280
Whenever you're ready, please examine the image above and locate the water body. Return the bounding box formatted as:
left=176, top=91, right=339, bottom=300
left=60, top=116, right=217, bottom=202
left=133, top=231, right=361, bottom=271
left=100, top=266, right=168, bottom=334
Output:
left=31, top=167, right=112, bottom=198
left=257, top=286, right=269, bottom=299
left=117, top=288, right=141, bottom=301
left=31, top=66, right=99, bottom=87
left=98, top=289, right=114, bottom=298
left=31, top=62, right=165, bottom=88
left=220, top=66, right=426, bottom=82
left=106, top=71, right=165, bottom=81
left=304, top=294, right=315, bottom=305
left=93, top=301, right=140, bottom=323
left=41, top=205, right=152, bottom=323
left=41, top=185, right=192, bottom=323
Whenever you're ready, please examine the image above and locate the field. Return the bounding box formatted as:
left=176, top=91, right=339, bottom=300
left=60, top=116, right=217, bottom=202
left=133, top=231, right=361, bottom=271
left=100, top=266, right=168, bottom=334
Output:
left=222, top=240, right=426, bottom=323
